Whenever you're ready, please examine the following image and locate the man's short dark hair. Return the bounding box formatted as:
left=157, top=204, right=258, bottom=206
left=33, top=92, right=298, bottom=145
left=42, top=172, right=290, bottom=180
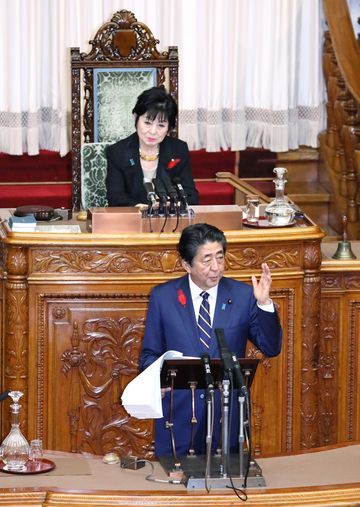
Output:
left=178, top=223, right=227, bottom=265
left=132, top=86, right=177, bottom=131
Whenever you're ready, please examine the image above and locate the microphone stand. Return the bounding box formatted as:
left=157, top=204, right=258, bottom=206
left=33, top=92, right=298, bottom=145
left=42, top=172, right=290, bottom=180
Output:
left=187, top=381, right=198, bottom=457
left=204, top=384, right=214, bottom=492
left=231, top=353, right=248, bottom=482
left=220, top=376, right=231, bottom=478
left=238, top=389, right=246, bottom=480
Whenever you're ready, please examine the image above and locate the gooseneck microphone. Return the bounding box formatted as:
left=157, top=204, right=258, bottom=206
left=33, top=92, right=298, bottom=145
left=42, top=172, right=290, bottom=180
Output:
left=161, top=172, right=178, bottom=216
left=215, top=328, right=234, bottom=373
left=161, top=172, right=178, bottom=200
left=143, top=181, right=157, bottom=208
left=172, top=176, right=187, bottom=200
left=172, top=176, right=188, bottom=215
left=200, top=353, right=215, bottom=393
left=231, top=353, right=247, bottom=394
left=153, top=177, right=167, bottom=215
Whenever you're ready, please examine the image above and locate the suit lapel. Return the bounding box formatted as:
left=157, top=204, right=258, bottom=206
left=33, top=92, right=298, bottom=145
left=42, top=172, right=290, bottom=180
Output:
left=124, top=133, right=144, bottom=192
left=175, top=276, right=203, bottom=356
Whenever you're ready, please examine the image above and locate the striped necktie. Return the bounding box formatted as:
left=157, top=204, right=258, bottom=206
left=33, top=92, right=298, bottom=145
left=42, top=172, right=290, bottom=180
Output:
left=198, top=291, right=212, bottom=349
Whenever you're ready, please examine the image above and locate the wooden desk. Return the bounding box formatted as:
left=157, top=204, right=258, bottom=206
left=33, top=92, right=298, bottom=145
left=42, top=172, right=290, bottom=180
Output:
left=0, top=446, right=359, bottom=506
left=0, top=208, right=324, bottom=458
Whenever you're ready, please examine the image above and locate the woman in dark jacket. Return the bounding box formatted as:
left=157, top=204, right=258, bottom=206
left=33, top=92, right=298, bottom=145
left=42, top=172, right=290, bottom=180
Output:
left=106, top=86, right=199, bottom=207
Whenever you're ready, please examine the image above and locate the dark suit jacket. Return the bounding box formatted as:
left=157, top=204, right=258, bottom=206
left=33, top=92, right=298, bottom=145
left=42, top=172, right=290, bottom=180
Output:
left=140, top=275, right=282, bottom=456
left=106, top=133, right=199, bottom=206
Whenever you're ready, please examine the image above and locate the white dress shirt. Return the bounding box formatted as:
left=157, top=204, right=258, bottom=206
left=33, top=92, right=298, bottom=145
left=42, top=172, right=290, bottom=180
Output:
left=187, top=275, right=274, bottom=323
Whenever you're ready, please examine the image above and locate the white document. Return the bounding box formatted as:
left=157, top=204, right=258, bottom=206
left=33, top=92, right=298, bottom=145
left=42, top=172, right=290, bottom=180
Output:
left=121, top=350, right=184, bottom=419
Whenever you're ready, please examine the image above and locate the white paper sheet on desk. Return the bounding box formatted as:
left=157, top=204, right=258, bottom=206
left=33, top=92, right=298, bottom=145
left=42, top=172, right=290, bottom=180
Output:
left=121, top=350, right=184, bottom=419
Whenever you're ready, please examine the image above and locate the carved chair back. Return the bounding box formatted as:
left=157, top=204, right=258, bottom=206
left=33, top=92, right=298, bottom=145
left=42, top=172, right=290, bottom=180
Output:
left=71, top=10, right=179, bottom=210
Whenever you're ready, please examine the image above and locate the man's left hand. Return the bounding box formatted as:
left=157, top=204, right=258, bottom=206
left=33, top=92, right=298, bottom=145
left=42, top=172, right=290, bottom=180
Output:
left=251, top=262, right=272, bottom=305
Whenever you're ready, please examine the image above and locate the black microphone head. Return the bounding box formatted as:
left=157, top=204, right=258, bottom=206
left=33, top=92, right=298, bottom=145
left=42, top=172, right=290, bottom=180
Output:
left=215, top=328, right=225, bottom=344
left=172, top=176, right=187, bottom=198
left=143, top=181, right=157, bottom=206
left=161, top=172, right=177, bottom=200
left=143, top=180, right=155, bottom=193
left=200, top=352, right=210, bottom=361
left=153, top=178, right=167, bottom=199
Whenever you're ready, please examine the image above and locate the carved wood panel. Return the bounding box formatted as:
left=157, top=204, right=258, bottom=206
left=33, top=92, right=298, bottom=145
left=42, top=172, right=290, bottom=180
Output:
left=24, top=281, right=299, bottom=459
left=0, top=221, right=325, bottom=458
left=320, top=271, right=360, bottom=446
left=28, top=293, right=153, bottom=458
left=249, top=286, right=297, bottom=456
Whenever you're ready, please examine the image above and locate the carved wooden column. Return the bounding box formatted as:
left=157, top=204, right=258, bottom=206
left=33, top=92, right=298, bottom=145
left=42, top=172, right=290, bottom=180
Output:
left=3, top=245, right=29, bottom=435
left=300, top=241, right=322, bottom=448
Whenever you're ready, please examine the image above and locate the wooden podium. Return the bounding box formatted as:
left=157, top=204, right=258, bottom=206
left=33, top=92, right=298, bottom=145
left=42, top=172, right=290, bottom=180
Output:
left=0, top=206, right=325, bottom=460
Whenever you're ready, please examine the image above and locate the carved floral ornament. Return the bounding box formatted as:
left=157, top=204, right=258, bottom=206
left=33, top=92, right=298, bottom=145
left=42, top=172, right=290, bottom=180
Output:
left=84, top=9, right=166, bottom=62
left=32, top=247, right=300, bottom=274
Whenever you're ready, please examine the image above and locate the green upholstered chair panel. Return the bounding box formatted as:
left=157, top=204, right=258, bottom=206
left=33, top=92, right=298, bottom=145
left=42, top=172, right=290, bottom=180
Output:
left=94, top=69, right=156, bottom=143
left=81, top=142, right=110, bottom=209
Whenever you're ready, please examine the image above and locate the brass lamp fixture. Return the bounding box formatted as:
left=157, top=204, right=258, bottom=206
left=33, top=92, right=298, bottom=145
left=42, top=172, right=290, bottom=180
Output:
left=332, top=214, right=356, bottom=260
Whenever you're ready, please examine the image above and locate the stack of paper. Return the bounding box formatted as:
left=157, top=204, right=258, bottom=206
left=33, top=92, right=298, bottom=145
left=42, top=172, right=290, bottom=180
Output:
left=8, top=214, right=37, bottom=232
left=121, top=350, right=184, bottom=419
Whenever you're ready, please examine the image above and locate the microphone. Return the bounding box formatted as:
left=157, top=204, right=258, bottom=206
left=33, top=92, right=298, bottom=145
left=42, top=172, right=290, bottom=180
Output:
left=153, top=178, right=167, bottom=202
left=200, top=353, right=214, bottom=393
left=161, top=172, right=178, bottom=201
left=143, top=181, right=157, bottom=208
left=231, top=353, right=247, bottom=394
left=153, top=177, right=168, bottom=215
left=172, top=177, right=187, bottom=200
left=172, top=176, right=188, bottom=215
left=161, top=172, right=177, bottom=216
left=215, top=328, right=234, bottom=374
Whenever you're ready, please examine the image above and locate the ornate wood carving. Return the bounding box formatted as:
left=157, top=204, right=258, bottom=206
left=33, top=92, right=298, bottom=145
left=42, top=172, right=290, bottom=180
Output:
left=347, top=300, right=360, bottom=440
left=301, top=242, right=322, bottom=449
left=34, top=292, right=152, bottom=457
left=319, top=298, right=339, bottom=445
left=3, top=247, right=29, bottom=435
left=32, top=249, right=183, bottom=274
left=0, top=220, right=327, bottom=457
left=31, top=245, right=301, bottom=275
left=71, top=10, right=179, bottom=210
left=227, top=246, right=300, bottom=269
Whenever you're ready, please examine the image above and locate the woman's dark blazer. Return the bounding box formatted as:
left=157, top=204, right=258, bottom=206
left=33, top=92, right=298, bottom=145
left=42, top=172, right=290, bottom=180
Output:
left=106, top=132, right=199, bottom=206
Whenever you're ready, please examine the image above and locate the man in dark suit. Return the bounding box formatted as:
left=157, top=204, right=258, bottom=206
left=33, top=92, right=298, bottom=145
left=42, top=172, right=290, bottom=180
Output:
left=140, top=223, right=282, bottom=457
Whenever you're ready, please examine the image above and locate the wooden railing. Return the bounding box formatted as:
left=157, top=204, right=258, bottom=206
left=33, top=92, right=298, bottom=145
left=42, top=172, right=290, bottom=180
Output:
left=321, top=0, right=360, bottom=239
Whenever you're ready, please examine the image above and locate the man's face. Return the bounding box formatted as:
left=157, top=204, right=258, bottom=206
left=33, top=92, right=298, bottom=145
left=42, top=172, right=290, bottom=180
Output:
left=182, top=241, right=225, bottom=290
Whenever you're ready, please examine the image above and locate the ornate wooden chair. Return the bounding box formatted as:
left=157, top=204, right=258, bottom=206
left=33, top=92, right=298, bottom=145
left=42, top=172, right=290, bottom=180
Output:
left=71, top=10, right=179, bottom=210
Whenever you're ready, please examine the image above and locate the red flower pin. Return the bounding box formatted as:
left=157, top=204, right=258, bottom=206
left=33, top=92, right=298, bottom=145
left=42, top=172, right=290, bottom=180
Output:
left=177, top=289, right=186, bottom=307
left=168, top=158, right=181, bottom=170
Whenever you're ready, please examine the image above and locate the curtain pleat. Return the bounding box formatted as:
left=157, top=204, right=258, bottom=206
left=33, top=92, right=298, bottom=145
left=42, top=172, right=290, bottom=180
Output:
left=0, top=0, right=330, bottom=155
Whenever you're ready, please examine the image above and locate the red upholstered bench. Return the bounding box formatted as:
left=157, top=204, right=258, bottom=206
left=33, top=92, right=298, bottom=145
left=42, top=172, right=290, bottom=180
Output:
left=190, top=149, right=237, bottom=205
left=0, top=149, right=238, bottom=208
left=0, top=151, right=72, bottom=208
left=190, top=149, right=238, bottom=179
left=195, top=181, right=234, bottom=205
left=0, top=183, right=72, bottom=208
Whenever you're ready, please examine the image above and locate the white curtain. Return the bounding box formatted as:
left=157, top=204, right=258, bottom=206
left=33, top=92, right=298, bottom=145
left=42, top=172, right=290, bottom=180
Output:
left=0, top=0, right=327, bottom=156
